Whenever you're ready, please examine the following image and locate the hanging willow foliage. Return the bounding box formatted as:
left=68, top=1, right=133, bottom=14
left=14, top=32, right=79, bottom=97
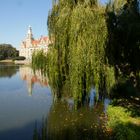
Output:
left=32, top=50, right=47, bottom=71
left=46, top=0, right=116, bottom=101
left=68, top=4, right=108, bottom=98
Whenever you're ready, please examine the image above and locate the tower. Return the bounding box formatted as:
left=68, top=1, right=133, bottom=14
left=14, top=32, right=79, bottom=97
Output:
left=26, top=25, right=34, bottom=47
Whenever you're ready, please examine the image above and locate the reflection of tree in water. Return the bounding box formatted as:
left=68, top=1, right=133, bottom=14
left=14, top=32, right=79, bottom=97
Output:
left=33, top=87, right=109, bottom=140
left=32, top=64, right=110, bottom=140
left=47, top=102, right=106, bottom=140
left=0, top=63, right=19, bottom=78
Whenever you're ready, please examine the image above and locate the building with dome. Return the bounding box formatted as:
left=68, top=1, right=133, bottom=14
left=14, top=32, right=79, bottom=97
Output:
left=19, top=26, right=50, bottom=60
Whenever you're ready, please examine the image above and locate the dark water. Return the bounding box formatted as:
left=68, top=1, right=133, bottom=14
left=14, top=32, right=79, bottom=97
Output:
left=0, top=63, right=110, bottom=140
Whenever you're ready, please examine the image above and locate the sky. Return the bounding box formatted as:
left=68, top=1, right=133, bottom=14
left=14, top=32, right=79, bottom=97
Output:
left=0, top=0, right=107, bottom=49
left=0, top=0, right=52, bottom=49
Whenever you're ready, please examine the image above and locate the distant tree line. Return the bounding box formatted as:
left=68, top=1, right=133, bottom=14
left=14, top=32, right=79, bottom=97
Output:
left=0, top=44, right=19, bottom=60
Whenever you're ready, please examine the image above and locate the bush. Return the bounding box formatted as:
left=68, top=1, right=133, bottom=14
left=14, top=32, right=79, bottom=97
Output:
left=13, top=56, right=26, bottom=60
left=110, top=77, right=137, bottom=99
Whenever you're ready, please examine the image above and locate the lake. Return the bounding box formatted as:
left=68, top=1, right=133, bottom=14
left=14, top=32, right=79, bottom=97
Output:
left=0, top=63, right=110, bottom=140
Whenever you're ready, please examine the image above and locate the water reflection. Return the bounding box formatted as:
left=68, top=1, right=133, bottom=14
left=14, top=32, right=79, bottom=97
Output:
left=89, top=87, right=96, bottom=108
left=18, top=66, right=110, bottom=140
left=34, top=98, right=109, bottom=140
left=0, top=63, right=19, bottom=78
left=0, top=64, right=52, bottom=140
left=33, top=86, right=110, bottom=140
left=0, top=64, right=111, bottom=140
left=19, top=66, right=49, bottom=96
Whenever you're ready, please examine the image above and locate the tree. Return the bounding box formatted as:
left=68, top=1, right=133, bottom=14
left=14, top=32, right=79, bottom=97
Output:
left=0, top=44, right=19, bottom=60
left=46, top=0, right=115, bottom=104
left=106, top=0, right=140, bottom=87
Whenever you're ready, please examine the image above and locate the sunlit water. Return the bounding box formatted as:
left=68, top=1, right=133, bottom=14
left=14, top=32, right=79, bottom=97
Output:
left=0, top=63, right=52, bottom=140
left=0, top=63, right=110, bottom=140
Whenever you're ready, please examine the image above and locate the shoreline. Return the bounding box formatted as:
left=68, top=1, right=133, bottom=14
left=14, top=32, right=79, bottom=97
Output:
left=0, top=59, right=14, bottom=63
left=14, top=60, right=31, bottom=65
left=0, top=59, right=31, bottom=65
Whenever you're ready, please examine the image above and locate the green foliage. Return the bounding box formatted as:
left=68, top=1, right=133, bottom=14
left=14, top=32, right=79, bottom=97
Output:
left=47, top=0, right=116, bottom=103
left=106, top=0, right=140, bottom=88
left=45, top=45, right=61, bottom=95
left=107, top=105, right=131, bottom=127
left=69, top=4, right=108, bottom=98
left=0, top=44, right=19, bottom=60
left=111, top=98, right=140, bottom=117
left=13, top=56, right=26, bottom=60
left=111, top=77, right=139, bottom=99
left=105, top=66, right=116, bottom=93
left=107, top=105, right=140, bottom=140
left=32, top=50, right=47, bottom=71
left=34, top=0, right=140, bottom=102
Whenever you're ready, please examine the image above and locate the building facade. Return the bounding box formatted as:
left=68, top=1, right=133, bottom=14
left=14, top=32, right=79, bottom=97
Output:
left=19, top=26, right=50, bottom=60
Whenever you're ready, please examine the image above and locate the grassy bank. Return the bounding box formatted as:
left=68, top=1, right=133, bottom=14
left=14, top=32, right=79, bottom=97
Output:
left=107, top=99, right=140, bottom=140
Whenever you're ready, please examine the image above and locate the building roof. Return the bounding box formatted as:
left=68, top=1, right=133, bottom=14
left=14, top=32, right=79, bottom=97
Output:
left=41, top=36, right=49, bottom=41
left=32, top=36, right=49, bottom=46
left=32, top=40, right=40, bottom=46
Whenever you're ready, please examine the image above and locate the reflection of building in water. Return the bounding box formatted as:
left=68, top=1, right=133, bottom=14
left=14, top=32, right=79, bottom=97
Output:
left=19, top=66, right=48, bottom=96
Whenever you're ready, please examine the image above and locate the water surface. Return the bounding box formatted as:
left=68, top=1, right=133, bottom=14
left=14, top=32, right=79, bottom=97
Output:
left=0, top=63, right=52, bottom=140
left=0, top=63, right=110, bottom=140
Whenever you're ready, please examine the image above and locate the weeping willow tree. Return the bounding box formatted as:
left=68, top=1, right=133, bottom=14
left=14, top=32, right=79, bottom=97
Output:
left=67, top=5, right=112, bottom=104
left=47, top=0, right=116, bottom=103
left=32, top=50, right=47, bottom=71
